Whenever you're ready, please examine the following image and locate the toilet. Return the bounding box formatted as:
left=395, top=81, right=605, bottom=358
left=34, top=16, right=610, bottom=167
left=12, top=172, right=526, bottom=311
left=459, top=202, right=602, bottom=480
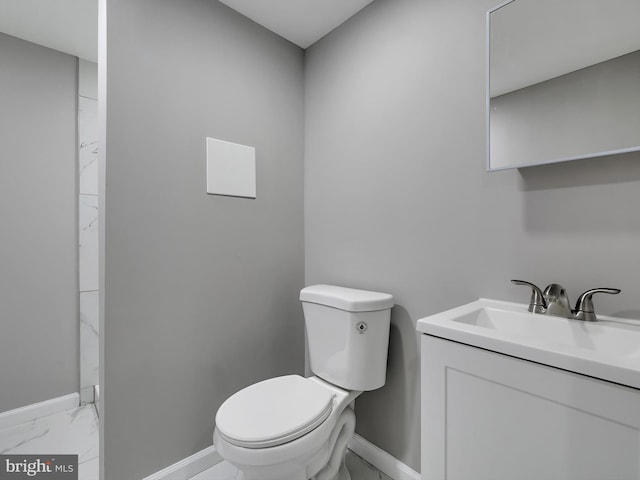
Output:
left=213, top=284, right=394, bottom=480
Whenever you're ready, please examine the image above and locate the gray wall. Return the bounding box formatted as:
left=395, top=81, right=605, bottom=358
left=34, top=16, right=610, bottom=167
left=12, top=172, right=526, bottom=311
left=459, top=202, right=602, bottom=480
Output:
left=102, top=0, right=305, bottom=478
left=0, top=33, right=78, bottom=413
left=305, top=0, right=640, bottom=472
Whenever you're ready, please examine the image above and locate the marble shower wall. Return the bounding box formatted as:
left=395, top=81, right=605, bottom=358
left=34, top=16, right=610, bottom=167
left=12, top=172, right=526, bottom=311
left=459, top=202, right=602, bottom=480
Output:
left=79, top=61, right=99, bottom=402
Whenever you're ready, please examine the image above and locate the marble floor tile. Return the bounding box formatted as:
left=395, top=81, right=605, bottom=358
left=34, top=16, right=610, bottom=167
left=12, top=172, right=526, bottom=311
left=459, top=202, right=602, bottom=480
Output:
left=0, top=403, right=99, bottom=480
left=77, top=455, right=99, bottom=480
left=189, top=459, right=240, bottom=480
left=188, top=451, right=391, bottom=480
left=345, top=451, right=393, bottom=480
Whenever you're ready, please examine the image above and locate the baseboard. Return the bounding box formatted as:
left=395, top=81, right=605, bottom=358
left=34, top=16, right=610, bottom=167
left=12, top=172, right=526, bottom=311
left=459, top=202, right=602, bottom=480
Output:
left=139, top=434, right=416, bottom=480
left=0, top=393, right=80, bottom=430
left=141, top=446, right=221, bottom=480
left=80, top=385, right=96, bottom=405
left=348, top=433, right=421, bottom=480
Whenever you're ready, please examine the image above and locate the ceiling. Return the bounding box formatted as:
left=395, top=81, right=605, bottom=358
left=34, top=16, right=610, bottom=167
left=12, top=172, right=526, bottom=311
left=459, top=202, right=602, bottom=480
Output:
left=0, top=0, right=374, bottom=62
left=218, top=0, right=375, bottom=48
left=0, top=0, right=98, bottom=62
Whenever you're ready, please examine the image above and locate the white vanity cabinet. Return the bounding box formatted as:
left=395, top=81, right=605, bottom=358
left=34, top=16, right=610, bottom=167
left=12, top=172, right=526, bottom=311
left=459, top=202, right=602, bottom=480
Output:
left=421, top=335, right=640, bottom=480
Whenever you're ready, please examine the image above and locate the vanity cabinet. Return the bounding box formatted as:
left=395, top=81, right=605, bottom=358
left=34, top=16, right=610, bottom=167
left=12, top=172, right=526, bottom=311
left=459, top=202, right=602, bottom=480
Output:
left=421, top=335, right=640, bottom=480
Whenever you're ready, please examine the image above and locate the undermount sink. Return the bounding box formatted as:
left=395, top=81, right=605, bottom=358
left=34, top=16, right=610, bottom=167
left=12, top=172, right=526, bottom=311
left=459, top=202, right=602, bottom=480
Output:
left=417, top=299, right=640, bottom=389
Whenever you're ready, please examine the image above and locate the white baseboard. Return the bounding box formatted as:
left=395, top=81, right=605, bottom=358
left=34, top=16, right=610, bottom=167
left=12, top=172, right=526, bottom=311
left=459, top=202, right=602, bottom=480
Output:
left=348, top=433, right=421, bottom=480
left=0, top=393, right=80, bottom=430
left=141, top=446, right=221, bottom=480
left=139, top=434, right=417, bottom=480
left=80, top=386, right=96, bottom=405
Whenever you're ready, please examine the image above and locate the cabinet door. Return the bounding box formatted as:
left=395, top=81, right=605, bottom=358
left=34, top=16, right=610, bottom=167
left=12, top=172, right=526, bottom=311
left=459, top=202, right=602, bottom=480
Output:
left=421, top=335, right=640, bottom=480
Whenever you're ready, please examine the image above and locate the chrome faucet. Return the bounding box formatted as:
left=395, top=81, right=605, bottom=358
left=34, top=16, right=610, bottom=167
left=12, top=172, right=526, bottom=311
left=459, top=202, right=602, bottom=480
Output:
left=511, top=280, right=620, bottom=322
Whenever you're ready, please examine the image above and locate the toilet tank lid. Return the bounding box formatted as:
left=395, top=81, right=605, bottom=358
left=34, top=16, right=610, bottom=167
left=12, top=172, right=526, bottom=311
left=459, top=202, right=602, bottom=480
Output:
left=300, top=285, right=394, bottom=312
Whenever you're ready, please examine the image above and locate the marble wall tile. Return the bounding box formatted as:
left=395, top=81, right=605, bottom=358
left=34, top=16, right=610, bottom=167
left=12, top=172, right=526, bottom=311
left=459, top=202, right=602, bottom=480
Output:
left=78, top=97, right=98, bottom=196
left=80, top=291, right=99, bottom=389
left=79, top=89, right=100, bottom=394
left=79, top=194, right=98, bottom=292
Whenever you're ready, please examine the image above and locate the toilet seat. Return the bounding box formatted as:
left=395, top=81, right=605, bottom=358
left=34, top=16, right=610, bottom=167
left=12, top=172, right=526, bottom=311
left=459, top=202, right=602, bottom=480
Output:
left=215, top=375, right=334, bottom=449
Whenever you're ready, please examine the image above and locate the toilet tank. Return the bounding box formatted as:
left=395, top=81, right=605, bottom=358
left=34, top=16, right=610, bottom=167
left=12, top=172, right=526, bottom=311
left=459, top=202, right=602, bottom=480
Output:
left=300, top=285, right=394, bottom=391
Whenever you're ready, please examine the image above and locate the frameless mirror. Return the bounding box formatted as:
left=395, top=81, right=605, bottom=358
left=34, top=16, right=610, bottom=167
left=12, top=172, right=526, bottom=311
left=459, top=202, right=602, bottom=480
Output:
left=487, top=0, right=640, bottom=170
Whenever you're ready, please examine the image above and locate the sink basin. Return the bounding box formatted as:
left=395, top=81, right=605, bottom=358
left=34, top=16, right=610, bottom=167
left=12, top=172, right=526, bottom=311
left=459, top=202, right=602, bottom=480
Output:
left=417, top=299, right=640, bottom=389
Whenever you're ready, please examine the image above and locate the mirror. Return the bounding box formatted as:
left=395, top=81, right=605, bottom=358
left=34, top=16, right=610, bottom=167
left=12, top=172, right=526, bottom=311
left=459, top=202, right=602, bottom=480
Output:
left=487, top=0, right=640, bottom=170
left=0, top=2, right=100, bottom=472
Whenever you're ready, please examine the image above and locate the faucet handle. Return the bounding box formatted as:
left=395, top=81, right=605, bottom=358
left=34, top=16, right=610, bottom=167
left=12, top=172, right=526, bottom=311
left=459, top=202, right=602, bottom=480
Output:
left=573, top=288, right=621, bottom=322
left=511, top=280, right=546, bottom=313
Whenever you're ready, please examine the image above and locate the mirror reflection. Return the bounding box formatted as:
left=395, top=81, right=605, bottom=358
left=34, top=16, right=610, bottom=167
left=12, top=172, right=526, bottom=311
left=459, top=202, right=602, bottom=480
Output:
left=0, top=0, right=99, bottom=473
left=487, top=0, right=640, bottom=170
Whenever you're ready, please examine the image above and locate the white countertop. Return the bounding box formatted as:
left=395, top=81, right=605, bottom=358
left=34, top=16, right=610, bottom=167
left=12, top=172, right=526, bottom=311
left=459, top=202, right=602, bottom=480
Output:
left=417, top=298, right=640, bottom=390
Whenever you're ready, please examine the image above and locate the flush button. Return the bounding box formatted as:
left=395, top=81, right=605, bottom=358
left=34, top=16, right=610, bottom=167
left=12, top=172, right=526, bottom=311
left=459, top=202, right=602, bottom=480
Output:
left=356, top=321, right=367, bottom=334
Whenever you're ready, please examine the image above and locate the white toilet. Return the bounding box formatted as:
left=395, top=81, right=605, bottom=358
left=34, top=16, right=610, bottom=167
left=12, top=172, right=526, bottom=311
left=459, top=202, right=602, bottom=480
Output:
left=213, top=284, right=394, bottom=480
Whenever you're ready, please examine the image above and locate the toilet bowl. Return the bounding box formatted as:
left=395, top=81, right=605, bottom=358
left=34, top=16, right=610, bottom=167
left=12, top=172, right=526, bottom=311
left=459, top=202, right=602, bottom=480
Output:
left=214, top=376, right=359, bottom=480
left=213, top=285, right=394, bottom=480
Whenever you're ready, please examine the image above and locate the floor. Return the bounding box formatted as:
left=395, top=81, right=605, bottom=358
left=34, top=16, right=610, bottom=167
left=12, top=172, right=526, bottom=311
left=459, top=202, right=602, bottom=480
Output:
left=189, top=450, right=393, bottom=480
left=0, top=403, right=99, bottom=480
left=0, top=404, right=390, bottom=480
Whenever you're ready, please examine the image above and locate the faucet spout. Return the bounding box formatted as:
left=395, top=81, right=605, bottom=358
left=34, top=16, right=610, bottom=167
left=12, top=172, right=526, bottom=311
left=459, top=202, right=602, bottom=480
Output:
left=542, top=283, right=572, bottom=318
left=511, top=280, right=621, bottom=322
